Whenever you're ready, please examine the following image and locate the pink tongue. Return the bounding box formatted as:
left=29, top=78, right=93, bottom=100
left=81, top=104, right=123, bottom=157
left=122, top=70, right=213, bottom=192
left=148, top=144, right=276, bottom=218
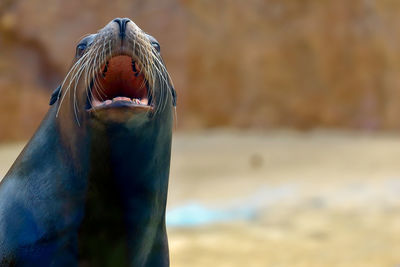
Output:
left=91, top=96, right=149, bottom=107
left=113, top=97, right=131, bottom=102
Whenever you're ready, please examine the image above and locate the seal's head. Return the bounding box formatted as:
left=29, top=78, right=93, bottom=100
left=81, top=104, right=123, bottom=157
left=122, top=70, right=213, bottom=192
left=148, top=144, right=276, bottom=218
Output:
left=52, top=18, right=176, bottom=126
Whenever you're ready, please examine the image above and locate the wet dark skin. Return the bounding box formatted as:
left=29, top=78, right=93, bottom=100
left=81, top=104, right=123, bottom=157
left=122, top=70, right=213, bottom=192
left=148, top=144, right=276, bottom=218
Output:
left=0, top=18, right=176, bottom=267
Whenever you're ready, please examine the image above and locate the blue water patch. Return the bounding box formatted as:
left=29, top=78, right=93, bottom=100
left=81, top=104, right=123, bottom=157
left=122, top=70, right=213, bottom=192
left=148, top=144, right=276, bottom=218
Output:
left=166, top=202, right=256, bottom=227
left=166, top=184, right=298, bottom=227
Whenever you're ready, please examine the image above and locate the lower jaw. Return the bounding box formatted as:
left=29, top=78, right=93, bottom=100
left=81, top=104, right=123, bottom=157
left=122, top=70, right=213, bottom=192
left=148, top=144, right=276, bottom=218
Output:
left=88, top=101, right=153, bottom=125
left=93, top=96, right=148, bottom=107
left=86, top=95, right=153, bottom=112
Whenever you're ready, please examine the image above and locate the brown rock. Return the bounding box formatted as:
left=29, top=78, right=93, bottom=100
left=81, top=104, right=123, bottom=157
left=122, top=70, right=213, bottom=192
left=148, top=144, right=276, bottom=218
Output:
left=1, top=0, right=400, bottom=140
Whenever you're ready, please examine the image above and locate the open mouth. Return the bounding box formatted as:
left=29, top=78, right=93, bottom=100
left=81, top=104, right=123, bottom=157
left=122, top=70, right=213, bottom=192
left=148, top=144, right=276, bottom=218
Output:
left=87, top=55, right=152, bottom=111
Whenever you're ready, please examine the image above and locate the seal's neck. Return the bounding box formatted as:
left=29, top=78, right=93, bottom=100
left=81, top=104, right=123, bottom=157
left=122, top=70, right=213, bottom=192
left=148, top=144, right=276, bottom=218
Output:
left=80, top=118, right=172, bottom=267
left=0, top=106, right=90, bottom=265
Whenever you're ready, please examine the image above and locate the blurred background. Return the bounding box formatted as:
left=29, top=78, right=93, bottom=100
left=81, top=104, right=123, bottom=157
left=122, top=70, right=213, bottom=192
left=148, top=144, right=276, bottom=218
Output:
left=0, top=0, right=400, bottom=266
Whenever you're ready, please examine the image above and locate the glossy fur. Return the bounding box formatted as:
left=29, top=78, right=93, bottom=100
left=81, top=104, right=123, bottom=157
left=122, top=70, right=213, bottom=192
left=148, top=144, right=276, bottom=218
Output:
left=0, top=18, right=175, bottom=267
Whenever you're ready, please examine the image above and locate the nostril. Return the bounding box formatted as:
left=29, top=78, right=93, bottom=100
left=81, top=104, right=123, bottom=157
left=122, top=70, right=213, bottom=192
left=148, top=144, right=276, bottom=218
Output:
left=113, top=18, right=131, bottom=39
left=113, top=18, right=123, bottom=27
left=121, top=18, right=131, bottom=25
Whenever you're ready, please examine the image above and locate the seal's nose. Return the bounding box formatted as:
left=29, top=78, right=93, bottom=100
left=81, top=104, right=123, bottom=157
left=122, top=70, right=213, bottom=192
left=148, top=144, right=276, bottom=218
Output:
left=113, top=18, right=131, bottom=39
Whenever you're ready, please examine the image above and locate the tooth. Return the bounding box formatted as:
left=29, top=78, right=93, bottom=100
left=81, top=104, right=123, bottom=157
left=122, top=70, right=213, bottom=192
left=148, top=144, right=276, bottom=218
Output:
left=132, top=60, right=137, bottom=72
left=92, top=99, right=103, bottom=107
left=140, top=98, right=148, bottom=105
left=102, top=61, right=109, bottom=78
left=132, top=61, right=141, bottom=77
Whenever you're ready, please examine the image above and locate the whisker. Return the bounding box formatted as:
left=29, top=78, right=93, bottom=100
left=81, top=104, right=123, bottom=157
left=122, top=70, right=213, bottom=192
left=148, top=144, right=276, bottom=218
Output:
left=56, top=53, right=91, bottom=117
left=57, top=25, right=174, bottom=122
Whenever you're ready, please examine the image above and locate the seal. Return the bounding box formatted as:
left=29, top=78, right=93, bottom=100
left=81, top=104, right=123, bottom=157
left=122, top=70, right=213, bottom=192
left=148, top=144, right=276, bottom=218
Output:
left=0, top=18, right=176, bottom=267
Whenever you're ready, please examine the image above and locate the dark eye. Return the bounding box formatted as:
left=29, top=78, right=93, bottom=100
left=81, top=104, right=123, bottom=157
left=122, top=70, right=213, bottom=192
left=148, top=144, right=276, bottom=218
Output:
left=76, top=43, right=87, bottom=58
left=151, top=42, right=160, bottom=53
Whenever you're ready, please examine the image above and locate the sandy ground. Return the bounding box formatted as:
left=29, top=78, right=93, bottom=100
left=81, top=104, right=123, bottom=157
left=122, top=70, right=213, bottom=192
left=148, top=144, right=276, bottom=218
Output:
left=1, top=130, right=400, bottom=266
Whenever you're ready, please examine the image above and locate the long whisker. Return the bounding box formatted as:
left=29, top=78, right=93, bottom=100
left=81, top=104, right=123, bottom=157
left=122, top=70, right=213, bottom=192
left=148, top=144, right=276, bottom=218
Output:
left=56, top=52, right=91, bottom=117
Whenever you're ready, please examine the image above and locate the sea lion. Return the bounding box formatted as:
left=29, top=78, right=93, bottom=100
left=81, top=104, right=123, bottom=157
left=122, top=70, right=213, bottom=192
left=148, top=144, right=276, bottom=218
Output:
left=0, top=18, right=176, bottom=267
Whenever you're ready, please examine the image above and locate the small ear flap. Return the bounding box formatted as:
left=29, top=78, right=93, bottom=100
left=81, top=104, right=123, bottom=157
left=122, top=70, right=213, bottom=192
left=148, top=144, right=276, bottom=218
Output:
left=49, top=85, right=61, bottom=105
left=171, top=86, right=177, bottom=107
